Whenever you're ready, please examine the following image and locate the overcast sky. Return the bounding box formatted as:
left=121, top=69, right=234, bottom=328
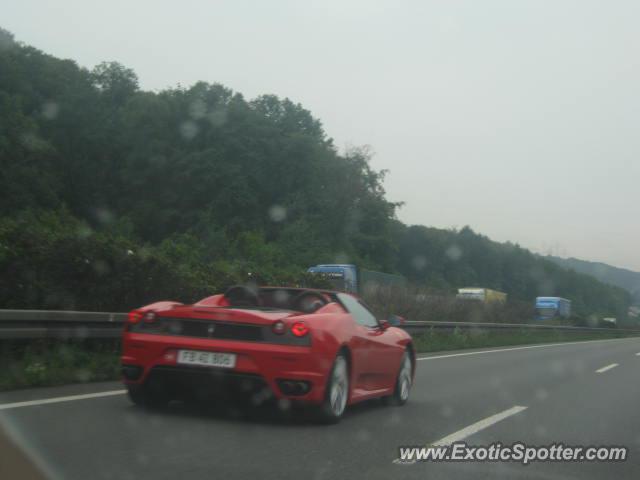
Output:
left=4, top=0, right=639, bottom=270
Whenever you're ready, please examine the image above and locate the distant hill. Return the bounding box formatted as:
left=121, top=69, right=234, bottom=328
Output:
left=546, top=256, right=640, bottom=305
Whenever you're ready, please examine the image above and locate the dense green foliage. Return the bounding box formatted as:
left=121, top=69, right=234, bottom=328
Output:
left=0, top=338, right=120, bottom=390
left=0, top=28, right=632, bottom=319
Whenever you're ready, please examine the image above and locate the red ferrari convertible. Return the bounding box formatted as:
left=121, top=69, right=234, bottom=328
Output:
left=121, top=286, right=415, bottom=422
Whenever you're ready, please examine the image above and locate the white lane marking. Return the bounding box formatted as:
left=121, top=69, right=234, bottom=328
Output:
left=432, top=405, right=528, bottom=446
left=416, top=337, right=636, bottom=361
left=393, top=405, right=528, bottom=464
left=0, top=390, right=126, bottom=411
left=636, top=352, right=640, bottom=356
left=595, top=363, right=618, bottom=373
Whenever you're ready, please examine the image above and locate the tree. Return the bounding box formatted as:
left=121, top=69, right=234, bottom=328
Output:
left=0, top=26, right=15, bottom=51
left=90, top=61, right=139, bottom=105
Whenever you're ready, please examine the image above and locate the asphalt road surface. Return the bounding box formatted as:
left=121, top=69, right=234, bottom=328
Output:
left=1, top=337, right=639, bottom=480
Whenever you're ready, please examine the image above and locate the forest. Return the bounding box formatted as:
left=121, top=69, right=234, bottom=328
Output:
left=0, top=27, right=631, bottom=320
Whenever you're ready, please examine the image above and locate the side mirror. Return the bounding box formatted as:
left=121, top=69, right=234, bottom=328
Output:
left=379, top=319, right=391, bottom=330
left=388, top=314, right=405, bottom=326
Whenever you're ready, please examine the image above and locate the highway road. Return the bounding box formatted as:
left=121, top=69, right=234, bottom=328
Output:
left=1, top=337, right=639, bottom=480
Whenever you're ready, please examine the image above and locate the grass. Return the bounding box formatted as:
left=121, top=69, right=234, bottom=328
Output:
left=1, top=330, right=638, bottom=391
left=0, top=339, right=120, bottom=391
left=412, top=327, right=637, bottom=353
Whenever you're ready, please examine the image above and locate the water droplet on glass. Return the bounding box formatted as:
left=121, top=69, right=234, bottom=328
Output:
left=535, top=388, right=549, bottom=401
left=180, top=120, right=199, bottom=140
left=411, top=255, right=427, bottom=271
left=41, top=101, right=59, bottom=120
left=440, top=405, right=454, bottom=417
left=189, top=99, right=207, bottom=119
left=94, top=208, right=114, bottom=225
left=268, top=205, right=287, bottom=222
left=445, top=245, right=462, bottom=261
left=208, top=108, right=227, bottom=127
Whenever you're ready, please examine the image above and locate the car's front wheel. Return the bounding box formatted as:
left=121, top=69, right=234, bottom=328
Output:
left=384, top=350, right=413, bottom=406
left=317, top=353, right=350, bottom=423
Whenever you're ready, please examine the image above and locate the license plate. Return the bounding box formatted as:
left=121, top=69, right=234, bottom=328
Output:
left=176, top=350, right=236, bottom=368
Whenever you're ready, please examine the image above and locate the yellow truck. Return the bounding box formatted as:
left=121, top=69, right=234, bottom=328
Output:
left=456, top=287, right=507, bottom=304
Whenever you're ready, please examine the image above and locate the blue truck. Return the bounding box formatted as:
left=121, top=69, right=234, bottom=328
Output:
left=535, top=297, right=572, bottom=320
left=307, top=264, right=406, bottom=295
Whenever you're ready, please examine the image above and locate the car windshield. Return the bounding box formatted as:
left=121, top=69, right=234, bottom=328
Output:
left=1, top=2, right=639, bottom=480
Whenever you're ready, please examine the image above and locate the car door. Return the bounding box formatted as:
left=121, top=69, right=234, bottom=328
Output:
left=338, top=294, right=398, bottom=391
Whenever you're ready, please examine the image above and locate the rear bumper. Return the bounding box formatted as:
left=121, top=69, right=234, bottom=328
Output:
left=121, top=332, right=329, bottom=404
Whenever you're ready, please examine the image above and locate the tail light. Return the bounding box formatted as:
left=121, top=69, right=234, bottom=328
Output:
left=127, top=310, right=142, bottom=324
left=291, top=321, right=309, bottom=337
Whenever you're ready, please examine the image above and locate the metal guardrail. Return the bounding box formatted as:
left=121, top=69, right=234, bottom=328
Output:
left=0, top=310, right=638, bottom=340
left=402, top=320, right=640, bottom=335
left=0, top=310, right=126, bottom=339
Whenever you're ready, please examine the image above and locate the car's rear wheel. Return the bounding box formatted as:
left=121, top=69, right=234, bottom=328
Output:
left=126, top=384, right=169, bottom=409
left=385, top=350, right=413, bottom=406
left=317, top=353, right=349, bottom=423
